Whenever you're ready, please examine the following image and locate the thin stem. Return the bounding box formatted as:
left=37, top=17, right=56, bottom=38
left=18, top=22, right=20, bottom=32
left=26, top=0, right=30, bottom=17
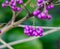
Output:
left=21, top=0, right=31, bottom=14
left=4, top=0, right=31, bottom=27
left=22, top=4, right=30, bottom=14
left=0, top=0, right=56, bottom=35
left=0, top=38, right=13, bottom=49
left=56, top=0, right=60, bottom=3
left=55, top=4, right=60, bottom=6
left=32, top=16, right=36, bottom=29
left=24, top=0, right=31, bottom=6
left=0, top=29, right=59, bottom=48
left=14, top=14, right=28, bottom=25
left=0, top=1, right=32, bottom=35
left=11, top=10, right=15, bottom=24
left=43, top=1, right=46, bottom=11
left=15, top=9, right=22, bottom=18
left=0, top=1, right=49, bottom=35
left=16, top=0, right=31, bottom=17
left=18, top=25, right=60, bottom=29
left=1, top=15, right=28, bottom=35
left=11, top=0, right=16, bottom=24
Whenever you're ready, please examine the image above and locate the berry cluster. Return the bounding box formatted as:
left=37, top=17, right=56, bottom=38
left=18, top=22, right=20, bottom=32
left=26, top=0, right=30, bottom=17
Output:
left=37, top=0, right=54, bottom=9
left=46, top=3, right=54, bottom=10
left=33, top=9, right=52, bottom=20
left=1, top=0, right=55, bottom=36
left=33, top=0, right=54, bottom=20
left=2, top=0, right=23, bottom=11
left=24, top=26, right=43, bottom=37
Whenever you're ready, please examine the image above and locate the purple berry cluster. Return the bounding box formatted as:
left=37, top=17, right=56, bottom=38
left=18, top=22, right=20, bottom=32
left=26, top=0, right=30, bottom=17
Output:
left=1, top=0, right=55, bottom=36
left=24, top=26, right=43, bottom=37
left=2, top=0, right=23, bottom=11
left=33, top=9, right=52, bottom=20
left=33, top=0, right=54, bottom=20
left=37, top=0, right=54, bottom=9
left=46, top=3, right=54, bottom=10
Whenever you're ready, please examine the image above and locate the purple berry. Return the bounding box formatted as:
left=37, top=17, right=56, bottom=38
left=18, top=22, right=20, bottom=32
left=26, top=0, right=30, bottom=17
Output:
left=11, top=0, right=14, bottom=3
left=33, top=30, right=38, bottom=36
left=41, top=13, right=47, bottom=19
left=37, top=10, right=41, bottom=14
left=38, top=14, right=42, bottom=19
left=12, top=6, right=17, bottom=11
left=16, top=0, right=19, bottom=2
left=39, top=33, right=43, bottom=36
left=33, top=10, right=40, bottom=16
left=5, top=0, right=9, bottom=4
left=33, top=11, right=38, bottom=16
left=50, top=4, right=54, bottom=9
left=2, top=3, right=6, bottom=8
left=17, top=7, right=21, bottom=11
left=29, top=29, right=33, bottom=33
left=41, top=13, right=45, bottom=17
left=29, top=26, right=33, bottom=29
left=26, top=34, right=31, bottom=36
left=47, top=15, right=52, bottom=20
left=37, top=0, right=43, bottom=3
left=38, top=27, right=43, bottom=32
left=37, top=3, right=44, bottom=7
left=24, top=29, right=29, bottom=34
left=11, top=2, right=16, bottom=7
left=47, top=4, right=54, bottom=10
left=44, top=10, right=48, bottom=14
left=37, top=3, right=41, bottom=7
left=37, top=27, right=43, bottom=36
left=42, top=16, right=47, bottom=20
left=24, top=25, right=30, bottom=30
left=18, top=0, right=23, bottom=4
left=46, top=5, right=51, bottom=10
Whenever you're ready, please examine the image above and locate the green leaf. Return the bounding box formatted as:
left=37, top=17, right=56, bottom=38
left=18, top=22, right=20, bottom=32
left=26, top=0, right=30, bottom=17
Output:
left=2, top=27, right=43, bottom=49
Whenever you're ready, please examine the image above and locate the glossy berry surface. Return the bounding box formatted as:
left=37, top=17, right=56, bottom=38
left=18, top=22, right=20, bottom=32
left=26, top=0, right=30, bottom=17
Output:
left=1, top=0, right=54, bottom=37
left=33, top=10, right=40, bottom=16
left=32, top=0, right=54, bottom=20
left=2, top=0, right=23, bottom=12
left=24, top=26, right=43, bottom=37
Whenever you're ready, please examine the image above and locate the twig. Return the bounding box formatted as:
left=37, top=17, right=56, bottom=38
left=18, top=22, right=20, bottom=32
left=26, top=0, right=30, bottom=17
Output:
left=3, top=0, right=31, bottom=27
left=16, top=0, right=31, bottom=18
left=0, top=0, right=51, bottom=35
left=24, top=0, right=31, bottom=6
left=0, top=0, right=59, bottom=49
left=18, top=25, right=60, bottom=29
left=0, top=29, right=59, bottom=48
left=22, top=4, right=30, bottom=14
left=55, top=4, right=60, bottom=6
left=11, top=0, right=16, bottom=24
left=0, top=13, right=30, bottom=35
left=12, top=4, right=30, bottom=24
left=0, top=0, right=32, bottom=35
left=11, top=11, right=15, bottom=24
left=0, top=38, right=13, bottom=49
left=0, top=0, right=56, bottom=35
left=56, top=0, right=60, bottom=3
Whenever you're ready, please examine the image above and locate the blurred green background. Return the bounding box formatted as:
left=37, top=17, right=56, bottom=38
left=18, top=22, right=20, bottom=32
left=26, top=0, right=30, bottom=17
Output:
left=0, top=0, right=60, bottom=49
